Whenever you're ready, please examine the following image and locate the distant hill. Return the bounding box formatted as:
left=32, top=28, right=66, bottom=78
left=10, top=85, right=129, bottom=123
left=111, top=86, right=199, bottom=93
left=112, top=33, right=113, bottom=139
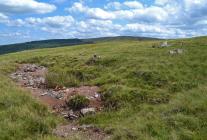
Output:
left=0, top=39, right=93, bottom=55
left=86, top=36, right=160, bottom=42
left=0, top=36, right=159, bottom=55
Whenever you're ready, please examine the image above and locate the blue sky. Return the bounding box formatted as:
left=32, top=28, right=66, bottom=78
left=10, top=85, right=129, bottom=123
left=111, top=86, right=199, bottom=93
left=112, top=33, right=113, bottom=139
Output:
left=0, top=0, right=207, bottom=45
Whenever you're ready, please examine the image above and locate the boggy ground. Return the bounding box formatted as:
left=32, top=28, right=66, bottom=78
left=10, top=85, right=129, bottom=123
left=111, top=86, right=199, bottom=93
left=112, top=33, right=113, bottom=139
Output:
left=10, top=63, right=109, bottom=139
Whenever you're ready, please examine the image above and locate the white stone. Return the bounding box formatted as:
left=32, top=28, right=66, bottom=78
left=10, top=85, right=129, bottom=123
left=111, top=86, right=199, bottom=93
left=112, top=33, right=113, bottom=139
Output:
left=80, top=108, right=96, bottom=116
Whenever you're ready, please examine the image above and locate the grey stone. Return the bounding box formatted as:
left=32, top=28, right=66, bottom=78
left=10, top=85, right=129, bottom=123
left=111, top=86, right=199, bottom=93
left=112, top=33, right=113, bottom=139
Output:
left=169, top=50, right=176, bottom=55
left=40, top=93, right=48, bottom=96
left=67, top=110, right=79, bottom=120
left=80, top=108, right=96, bottom=116
left=161, top=41, right=169, bottom=47
left=169, top=49, right=184, bottom=55
left=28, top=80, right=34, bottom=86
left=176, top=49, right=184, bottom=54
left=68, top=113, right=79, bottom=120
left=78, top=124, right=94, bottom=131
left=71, top=127, right=78, bottom=131
left=94, top=93, right=100, bottom=98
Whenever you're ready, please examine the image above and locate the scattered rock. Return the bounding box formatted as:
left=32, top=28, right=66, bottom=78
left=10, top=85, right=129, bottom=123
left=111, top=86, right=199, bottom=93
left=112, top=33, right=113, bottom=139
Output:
left=10, top=64, right=47, bottom=88
left=46, top=90, right=64, bottom=99
left=80, top=108, right=96, bottom=116
left=11, top=64, right=102, bottom=120
left=11, top=64, right=107, bottom=139
left=53, top=124, right=109, bottom=140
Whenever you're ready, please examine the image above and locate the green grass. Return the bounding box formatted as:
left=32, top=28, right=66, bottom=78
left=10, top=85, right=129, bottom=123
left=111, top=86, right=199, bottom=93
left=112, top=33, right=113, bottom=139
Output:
left=0, top=73, right=62, bottom=140
left=66, top=95, right=90, bottom=110
left=0, top=37, right=206, bottom=139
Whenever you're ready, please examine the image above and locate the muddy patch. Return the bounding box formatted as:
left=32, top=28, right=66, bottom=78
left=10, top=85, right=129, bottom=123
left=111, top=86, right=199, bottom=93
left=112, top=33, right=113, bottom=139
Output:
left=10, top=64, right=108, bottom=139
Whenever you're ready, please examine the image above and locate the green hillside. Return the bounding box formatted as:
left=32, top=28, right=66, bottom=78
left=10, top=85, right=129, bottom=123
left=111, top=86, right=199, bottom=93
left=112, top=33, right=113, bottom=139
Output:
left=0, top=37, right=206, bottom=140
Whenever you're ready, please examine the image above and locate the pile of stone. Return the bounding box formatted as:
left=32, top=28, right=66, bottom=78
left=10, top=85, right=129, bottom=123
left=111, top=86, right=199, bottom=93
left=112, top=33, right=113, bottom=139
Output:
left=22, top=64, right=42, bottom=72
left=10, top=64, right=47, bottom=88
left=152, top=41, right=170, bottom=48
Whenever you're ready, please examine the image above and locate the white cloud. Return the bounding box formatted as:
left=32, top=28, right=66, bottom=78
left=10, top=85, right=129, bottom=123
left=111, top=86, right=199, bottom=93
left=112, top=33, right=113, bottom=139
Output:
left=0, top=0, right=56, bottom=14
left=0, top=13, right=8, bottom=23
left=1, top=0, right=207, bottom=42
left=155, top=0, right=170, bottom=6
left=104, top=2, right=122, bottom=10
left=184, top=0, right=205, bottom=10
left=0, top=32, right=25, bottom=37
left=25, top=16, right=75, bottom=28
left=67, top=2, right=115, bottom=20
left=0, top=13, right=8, bottom=19
left=87, top=8, right=115, bottom=20
left=123, top=1, right=143, bottom=9
left=195, top=19, right=207, bottom=25
left=105, top=1, right=143, bottom=10
left=67, top=2, right=168, bottom=22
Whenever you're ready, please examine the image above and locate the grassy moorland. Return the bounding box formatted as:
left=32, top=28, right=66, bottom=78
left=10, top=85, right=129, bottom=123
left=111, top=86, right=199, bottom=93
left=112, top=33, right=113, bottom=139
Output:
left=0, top=37, right=206, bottom=140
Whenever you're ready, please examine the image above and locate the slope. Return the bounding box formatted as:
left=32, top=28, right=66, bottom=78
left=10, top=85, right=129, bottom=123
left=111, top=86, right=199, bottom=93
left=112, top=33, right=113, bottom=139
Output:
left=0, top=36, right=206, bottom=140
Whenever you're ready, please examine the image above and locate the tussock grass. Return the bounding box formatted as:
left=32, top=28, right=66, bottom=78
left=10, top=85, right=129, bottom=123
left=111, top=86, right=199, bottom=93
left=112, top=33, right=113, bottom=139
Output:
left=66, top=95, right=90, bottom=110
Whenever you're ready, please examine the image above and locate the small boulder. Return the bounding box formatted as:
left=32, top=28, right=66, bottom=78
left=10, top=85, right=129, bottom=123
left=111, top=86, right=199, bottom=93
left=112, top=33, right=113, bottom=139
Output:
left=28, top=80, right=34, bottom=86
left=68, top=114, right=79, bottom=120
left=169, top=49, right=184, bottom=55
left=94, top=93, right=100, bottom=98
left=80, top=107, right=96, bottom=116
left=176, top=49, right=184, bottom=54
left=40, top=93, right=48, bottom=96
left=169, top=50, right=176, bottom=55
left=68, top=110, right=79, bottom=120
left=161, top=41, right=169, bottom=47
left=71, top=127, right=78, bottom=131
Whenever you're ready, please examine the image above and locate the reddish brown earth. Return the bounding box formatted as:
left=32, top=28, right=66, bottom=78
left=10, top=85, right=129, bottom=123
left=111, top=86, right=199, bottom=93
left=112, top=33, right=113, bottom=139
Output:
left=53, top=123, right=110, bottom=140
left=10, top=64, right=109, bottom=140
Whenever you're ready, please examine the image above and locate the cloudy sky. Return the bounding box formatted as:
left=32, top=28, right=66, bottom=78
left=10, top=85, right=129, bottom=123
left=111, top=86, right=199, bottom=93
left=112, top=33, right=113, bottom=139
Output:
left=0, top=0, right=207, bottom=45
